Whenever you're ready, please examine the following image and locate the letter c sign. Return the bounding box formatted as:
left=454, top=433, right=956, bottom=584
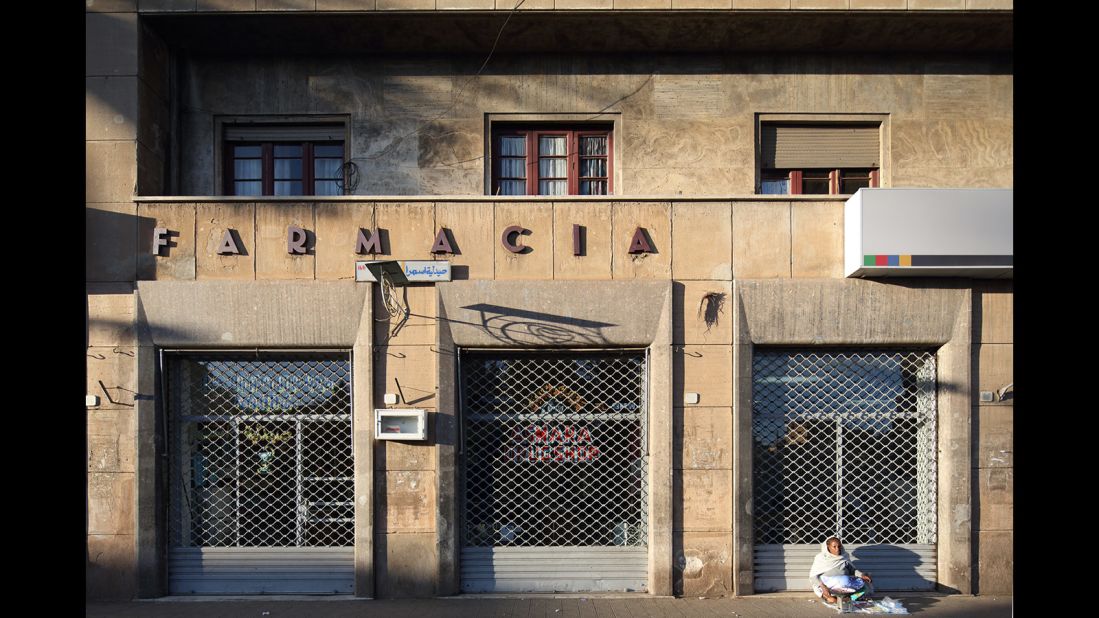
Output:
left=501, top=225, right=531, bottom=253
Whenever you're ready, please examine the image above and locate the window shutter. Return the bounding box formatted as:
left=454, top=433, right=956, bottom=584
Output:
left=224, top=124, right=344, bottom=142
left=761, top=124, right=880, bottom=169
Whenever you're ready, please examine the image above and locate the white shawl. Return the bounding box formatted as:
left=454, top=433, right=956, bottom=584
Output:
left=809, top=541, right=855, bottom=579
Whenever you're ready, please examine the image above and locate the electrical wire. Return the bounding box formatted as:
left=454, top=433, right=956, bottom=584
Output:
left=358, top=0, right=529, bottom=162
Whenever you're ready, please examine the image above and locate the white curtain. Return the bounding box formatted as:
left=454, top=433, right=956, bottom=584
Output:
left=539, top=136, right=566, bottom=156
left=580, top=136, right=606, bottom=156
left=539, top=181, right=567, bottom=195
left=499, top=136, right=525, bottom=156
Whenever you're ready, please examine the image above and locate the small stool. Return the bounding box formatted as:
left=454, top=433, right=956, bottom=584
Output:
left=831, top=586, right=868, bottom=611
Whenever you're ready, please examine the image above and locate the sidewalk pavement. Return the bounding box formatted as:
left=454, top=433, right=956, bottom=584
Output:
left=87, top=593, right=1013, bottom=617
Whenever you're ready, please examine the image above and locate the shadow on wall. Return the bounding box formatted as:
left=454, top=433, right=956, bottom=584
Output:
left=87, top=208, right=157, bottom=284
left=374, top=348, right=440, bottom=408
left=371, top=328, right=442, bottom=598
left=671, top=281, right=728, bottom=345
left=459, top=303, right=614, bottom=347
left=87, top=536, right=138, bottom=601
left=84, top=281, right=196, bottom=601
left=849, top=544, right=938, bottom=593
left=374, top=440, right=441, bottom=599
left=146, top=13, right=1013, bottom=64
left=85, top=341, right=145, bottom=408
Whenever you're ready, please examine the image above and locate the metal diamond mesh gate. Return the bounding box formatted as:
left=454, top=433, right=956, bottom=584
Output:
left=459, top=350, right=649, bottom=593
left=751, top=349, right=938, bottom=592
left=166, top=353, right=355, bottom=594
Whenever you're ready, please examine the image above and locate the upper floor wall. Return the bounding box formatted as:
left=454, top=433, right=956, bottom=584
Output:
left=110, top=1, right=1014, bottom=15
left=87, top=6, right=1012, bottom=202
left=175, top=50, right=1012, bottom=196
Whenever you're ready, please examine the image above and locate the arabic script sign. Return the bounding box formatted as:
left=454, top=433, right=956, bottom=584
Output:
left=355, top=260, right=452, bottom=282
left=402, top=260, right=452, bottom=281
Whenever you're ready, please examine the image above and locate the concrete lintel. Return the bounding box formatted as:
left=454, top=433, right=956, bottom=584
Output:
left=135, top=280, right=367, bottom=347
left=736, top=278, right=969, bottom=345
left=437, top=280, right=671, bottom=348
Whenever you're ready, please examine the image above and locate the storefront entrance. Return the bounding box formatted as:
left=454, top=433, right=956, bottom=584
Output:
left=165, top=353, right=355, bottom=595
left=751, top=349, right=938, bottom=592
left=459, top=350, right=649, bottom=593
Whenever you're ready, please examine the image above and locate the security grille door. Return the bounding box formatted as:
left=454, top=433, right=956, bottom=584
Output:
left=460, top=351, right=649, bottom=593
left=752, top=349, right=937, bottom=592
left=166, top=353, right=354, bottom=595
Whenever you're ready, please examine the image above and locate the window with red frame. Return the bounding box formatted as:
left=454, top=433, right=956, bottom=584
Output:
left=492, top=126, right=612, bottom=196
left=758, top=123, right=881, bottom=195
left=223, top=124, right=345, bottom=196
left=760, top=168, right=879, bottom=195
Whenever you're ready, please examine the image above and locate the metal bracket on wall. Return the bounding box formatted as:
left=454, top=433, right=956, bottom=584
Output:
left=394, top=377, right=407, bottom=405
left=98, top=380, right=135, bottom=407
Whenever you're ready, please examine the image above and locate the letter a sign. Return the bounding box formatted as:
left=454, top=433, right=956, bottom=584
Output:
left=629, top=227, right=654, bottom=254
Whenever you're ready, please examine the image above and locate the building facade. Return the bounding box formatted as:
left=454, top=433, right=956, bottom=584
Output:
left=86, top=1, right=1013, bottom=600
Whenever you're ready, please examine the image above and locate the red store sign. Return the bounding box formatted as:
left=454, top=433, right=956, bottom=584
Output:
left=506, top=425, right=600, bottom=462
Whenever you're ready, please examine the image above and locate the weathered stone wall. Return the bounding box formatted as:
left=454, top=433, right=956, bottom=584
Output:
left=87, top=4, right=142, bottom=600
left=128, top=198, right=843, bottom=281
left=674, top=277, right=734, bottom=596
left=87, top=3, right=1013, bottom=600
left=119, top=197, right=806, bottom=597
left=175, top=52, right=1012, bottom=196
left=86, top=286, right=138, bottom=600
left=89, top=196, right=1014, bottom=597
left=374, top=283, right=439, bottom=597
left=972, top=280, right=1012, bottom=594
left=122, top=1, right=1014, bottom=14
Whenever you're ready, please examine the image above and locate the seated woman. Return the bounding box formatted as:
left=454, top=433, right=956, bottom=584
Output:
left=809, top=537, right=873, bottom=606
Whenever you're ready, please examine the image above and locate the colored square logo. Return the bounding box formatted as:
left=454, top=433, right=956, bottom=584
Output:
left=887, top=255, right=899, bottom=266
left=875, top=255, right=889, bottom=266
left=864, top=255, right=876, bottom=266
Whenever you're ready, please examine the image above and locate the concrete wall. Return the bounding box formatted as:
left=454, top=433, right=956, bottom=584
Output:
left=175, top=52, right=1012, bottom=196
left=87, top=4, right=141, bottom=600
left=128, top=198, right=849, bottom=282
left=87, top=4, right=1012, bottom=601
left=106, top=197, right=1011, bottom=597
left=89, top=194, right=1014, bottom=597
left=125, top=2, right=1014, bottom=14
left=87, top=7, right=174, bottom=599
left=971, top=280, right=1012, bottom=594
left=374, top=282, right=440, bottom=597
